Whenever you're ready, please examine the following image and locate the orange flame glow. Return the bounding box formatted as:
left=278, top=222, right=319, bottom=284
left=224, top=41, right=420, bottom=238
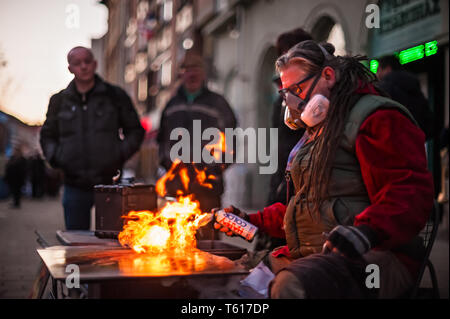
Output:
left=126, top=132, right=230, bottom=256
left=179, top=167, right=190, bottom=192
left=205, top=132, right=227, bottom=161
left=155, top=159, right=181, bottom=197
left=156, top=161, right=220, bottom=196
left=116, top=249, right=234, bottom=276
left=118, top=196, right=211, bottom=254
left=193, top=166, right=213, bottom=189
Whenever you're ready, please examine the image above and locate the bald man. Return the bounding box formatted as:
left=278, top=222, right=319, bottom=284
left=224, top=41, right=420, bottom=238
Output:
left=66, top=46, right=97, bottom=93
left=40, top=46, right=145, bottom=230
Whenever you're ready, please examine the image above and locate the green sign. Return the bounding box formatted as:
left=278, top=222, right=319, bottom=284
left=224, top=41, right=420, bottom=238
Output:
left=370, top=40, right=439, bottom=70
left=398, top=44, right=425, bottom=64
left=425, top=40, right=438, bottom=56
left=398, top=40, right=438, bottom=64
left=370, top=59, right=379, bottom=73
left=370, top=0, right=442, bottom=58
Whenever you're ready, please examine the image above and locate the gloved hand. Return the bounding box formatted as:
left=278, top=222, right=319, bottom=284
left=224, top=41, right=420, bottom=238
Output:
left=213, top=206, right=249, bottom=237
left=322, top=225, right=378, bottom=258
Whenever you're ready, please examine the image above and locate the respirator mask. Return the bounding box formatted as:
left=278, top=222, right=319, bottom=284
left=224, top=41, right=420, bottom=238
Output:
left=282, top=71, right=324, bottom=130
left=283, top=94, right=330, bottom=129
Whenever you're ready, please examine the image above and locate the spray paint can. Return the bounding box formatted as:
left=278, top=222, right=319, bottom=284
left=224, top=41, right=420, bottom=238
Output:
left=215, top=209, right=258, bottom=242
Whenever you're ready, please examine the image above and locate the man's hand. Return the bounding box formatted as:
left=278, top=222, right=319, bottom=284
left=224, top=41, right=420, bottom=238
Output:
left=322, top=225, right=378, bottom=258
left=213, top=206, right=249, bottom=237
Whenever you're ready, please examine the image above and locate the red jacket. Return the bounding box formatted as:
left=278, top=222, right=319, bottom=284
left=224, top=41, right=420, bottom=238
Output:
left=248, top=109, right=434, bottom=274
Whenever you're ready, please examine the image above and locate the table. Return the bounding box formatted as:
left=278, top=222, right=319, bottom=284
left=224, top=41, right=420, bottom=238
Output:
left=35, top=231, right=248, bottom=298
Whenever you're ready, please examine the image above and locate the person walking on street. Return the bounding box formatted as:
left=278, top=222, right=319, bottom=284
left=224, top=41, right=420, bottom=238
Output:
left=29, top=153, right=46, bottom=198
left=40, top=46, right=145, bottom=230
left=4, top=146, right=27, bottom=208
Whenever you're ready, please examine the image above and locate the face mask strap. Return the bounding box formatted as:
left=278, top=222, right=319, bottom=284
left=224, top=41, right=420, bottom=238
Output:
left=300, top=44, right=333, bottom=108
left=297, top=69, right=323, bottom=110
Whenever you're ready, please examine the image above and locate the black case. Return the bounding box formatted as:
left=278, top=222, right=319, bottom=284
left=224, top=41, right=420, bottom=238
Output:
left=94, top=184, right=157, bottom=238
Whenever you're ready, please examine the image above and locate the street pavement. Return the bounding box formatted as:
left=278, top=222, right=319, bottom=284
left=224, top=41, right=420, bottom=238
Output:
left=0, top=195, right=448, bottom=299
left=0, top=196, right=64, bottom=299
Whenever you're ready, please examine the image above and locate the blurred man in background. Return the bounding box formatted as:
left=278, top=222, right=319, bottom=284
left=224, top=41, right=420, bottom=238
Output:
left=40, top=46, right=144, bottom=230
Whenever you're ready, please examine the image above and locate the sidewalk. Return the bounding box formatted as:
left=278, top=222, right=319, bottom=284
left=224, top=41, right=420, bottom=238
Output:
left=0, top=196, right=64, bottom=298
left=0, top=196, right=448, bottom=298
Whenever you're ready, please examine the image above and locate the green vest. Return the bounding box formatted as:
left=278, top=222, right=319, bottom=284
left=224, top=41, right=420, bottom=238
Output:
left=284, top=94, right=417, bottom=259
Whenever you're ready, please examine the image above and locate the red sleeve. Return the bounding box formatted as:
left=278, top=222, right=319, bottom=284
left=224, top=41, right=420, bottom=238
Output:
left=354, top=109, right=434, bottom=249
left=248, top=202, right=286, bottom=238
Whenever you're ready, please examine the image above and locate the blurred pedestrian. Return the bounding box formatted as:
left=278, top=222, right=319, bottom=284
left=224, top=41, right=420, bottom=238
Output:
left=29, top=153, right=45, bottom=198
left=157, top=51, right=237, bottom=239
left=377, top=55, right=434, bottom=140
left=4, top=146, right=27, bottom=208
left=40, top=46, right=145, bottom=230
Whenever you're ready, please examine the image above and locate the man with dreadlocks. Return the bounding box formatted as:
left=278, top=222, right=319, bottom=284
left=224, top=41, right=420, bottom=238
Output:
left=215, top=40, right=433, bottom=299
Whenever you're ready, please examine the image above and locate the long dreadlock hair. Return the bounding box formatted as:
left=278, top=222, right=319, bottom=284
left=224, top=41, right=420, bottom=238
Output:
left=276, top=40, right=378, bottom=220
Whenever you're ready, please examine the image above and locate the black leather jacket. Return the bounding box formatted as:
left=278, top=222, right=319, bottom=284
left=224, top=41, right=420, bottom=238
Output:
left=40, top=75, right=145, bottom=189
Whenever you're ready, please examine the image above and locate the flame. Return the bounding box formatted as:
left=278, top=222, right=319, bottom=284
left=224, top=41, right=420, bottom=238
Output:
left=179, top=167, right=190, bottom=191
left=156, top=159, right=181, bottom=197
left=154, top=131, right=230, bottom=198
left=205, top=131, right=226, bottom=161
left=118, top=196, right=210, bottom=254
left=156, top=160, right=219, bottom=196
left=193, top=166, right=213, bottom=189
left=125, top=133, right=230, bottom=256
